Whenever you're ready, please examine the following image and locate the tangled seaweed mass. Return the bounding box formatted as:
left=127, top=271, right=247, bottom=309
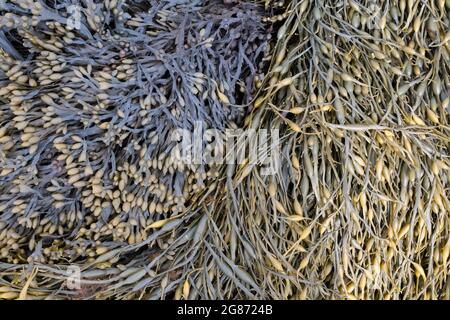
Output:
left=0, top=0, right=449, bottom=300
